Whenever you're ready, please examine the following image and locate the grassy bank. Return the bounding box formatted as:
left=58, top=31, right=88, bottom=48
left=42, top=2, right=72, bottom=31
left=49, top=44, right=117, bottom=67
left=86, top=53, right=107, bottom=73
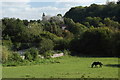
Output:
left=2, top=56, right=119, bottom=78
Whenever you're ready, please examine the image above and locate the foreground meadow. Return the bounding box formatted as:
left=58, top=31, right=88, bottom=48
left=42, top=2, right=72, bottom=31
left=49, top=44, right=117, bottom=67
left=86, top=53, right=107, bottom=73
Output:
left=2, top=56, right=119, bottom=78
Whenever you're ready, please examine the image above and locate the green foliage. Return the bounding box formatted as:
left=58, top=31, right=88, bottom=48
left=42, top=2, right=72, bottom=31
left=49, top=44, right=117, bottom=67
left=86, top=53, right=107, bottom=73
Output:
left=50, top=22, right=63, bottom=36
left=24, top=51, right=33, bottom=61
left=40, top=31, right=62, bottom=41
left=44, top=50, right=54, bottom=58
left=24, top=48, right=39, bottom=61
left=64, top=18, right=75, bottom=27
left=2, top=18, right=45, bottom=50
left=112, top=30, right=120, bottom=56
left=63, top=50, right=71, bottom=55
left=43, top=22, right=52, bottom=32
left=2, top=40, right=13, bottom=50
left=19, top=22, right=43, bottom=43
left=72, top=22, right=87, bottom=35
left=23, top=20, right=29, bottom=26
left=54, top=39, right=70, bottom=50
left=85, top=17, right=102, bottom=27
left=39, top=38, right=54, bottom=54
left=62, top=30, right=74, bottom=39
left=26, top=22, right=43, bottom=35
left=70, top=27, right=114, bottom=56
left=64, top=3, right=120, bottom=23
left=2, top=18, right=25, bottom=41
left=2, top=46, right=11, bottom=63
left=104, top=18, right=120, bottom=29
left=13, top=42, right=21, bottom=50
left=8, top=52, right=23, bottom=62
left=64, top=18, right=87, bottom=35
left=43, top=21, right=63, bottom=36
left=29, top=48, right=39, bottom=60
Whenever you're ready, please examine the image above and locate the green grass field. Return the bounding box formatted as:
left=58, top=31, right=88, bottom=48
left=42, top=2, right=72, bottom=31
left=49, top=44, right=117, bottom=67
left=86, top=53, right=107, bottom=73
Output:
left=2, top=56, right=119, bottom=78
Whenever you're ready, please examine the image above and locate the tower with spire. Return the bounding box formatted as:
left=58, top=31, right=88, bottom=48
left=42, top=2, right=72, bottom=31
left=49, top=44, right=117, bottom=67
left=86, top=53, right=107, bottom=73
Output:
left=42, top=13, right=45, bottom=21
left=42, top=13, right=51, bottom=21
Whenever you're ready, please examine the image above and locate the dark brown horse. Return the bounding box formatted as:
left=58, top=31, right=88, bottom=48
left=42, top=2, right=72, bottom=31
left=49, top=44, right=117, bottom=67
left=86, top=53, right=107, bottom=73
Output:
left=91, top=62, right=103, bottom=68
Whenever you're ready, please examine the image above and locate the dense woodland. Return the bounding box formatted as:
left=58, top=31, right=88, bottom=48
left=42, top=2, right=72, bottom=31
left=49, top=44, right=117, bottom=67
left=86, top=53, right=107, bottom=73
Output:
left=1, top=1, right=120, bottom=65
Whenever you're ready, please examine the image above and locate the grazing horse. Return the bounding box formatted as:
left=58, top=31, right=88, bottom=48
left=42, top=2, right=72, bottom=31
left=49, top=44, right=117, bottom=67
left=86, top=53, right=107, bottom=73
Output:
left=91, top=62, right=103, bottom=68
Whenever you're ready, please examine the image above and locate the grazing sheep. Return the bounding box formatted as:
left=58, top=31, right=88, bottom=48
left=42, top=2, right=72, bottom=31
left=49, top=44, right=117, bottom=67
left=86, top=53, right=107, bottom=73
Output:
left=91, top=61, right=103, bottom=68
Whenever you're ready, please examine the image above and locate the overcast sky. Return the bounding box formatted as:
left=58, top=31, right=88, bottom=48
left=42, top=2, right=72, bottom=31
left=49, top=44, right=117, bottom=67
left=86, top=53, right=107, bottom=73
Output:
left=1, top=0, right=117, bottom=20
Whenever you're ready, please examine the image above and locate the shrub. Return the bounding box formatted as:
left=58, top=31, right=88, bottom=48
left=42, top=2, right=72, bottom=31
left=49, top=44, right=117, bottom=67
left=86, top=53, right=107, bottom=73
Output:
left=29, top=48, right=39, bottom=60
left=40, top=31, right=62, bottom=42
left=3, top=61, right=19, bottom=67
left=2, top=40, right=13, bottom=50
left=54, top=39, right=70, bottom=50
left=2, top=46, right=11, bottom=63
left=112, top=31, right=120, bottom=56
left=24, top=48, right=39, bottom=61
left=44, top=50, right=53, bottom=59
left=39, top=38, right=54, bottom=54
left=70, top=27, right=113, bottom=56
left=8, top=52, right=23, bottom=62
left=13, top=42, right=21, bottom=50
left=62, top=31, right=74, bottom=39
left=24, top=51, right=33, bottom=61
left=63, top=50, right=71, bottom=55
